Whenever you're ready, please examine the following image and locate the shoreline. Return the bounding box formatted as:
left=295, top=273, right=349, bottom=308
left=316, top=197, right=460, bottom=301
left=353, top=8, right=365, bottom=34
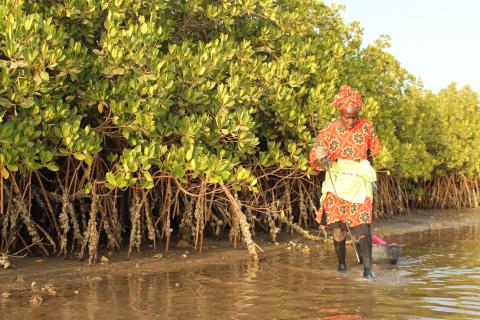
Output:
left=371, top=207, right=480, bottom=237
left=1, top=208, right=480, bottom=292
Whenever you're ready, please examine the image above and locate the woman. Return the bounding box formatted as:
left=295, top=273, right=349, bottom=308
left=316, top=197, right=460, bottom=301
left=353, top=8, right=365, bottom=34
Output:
left=310, top=85, right=381, bottom=279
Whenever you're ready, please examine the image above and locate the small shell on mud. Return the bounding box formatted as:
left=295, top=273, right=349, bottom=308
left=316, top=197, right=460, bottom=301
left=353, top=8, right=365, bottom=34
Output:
left=41, top=284, right=56, bottom=296
left=100, top=256, right=109, bottom=264
left=2, top=291, right=11, bottom=299
left=181, top=254, right=188, bottom=258
left=29, top=293, right=43, bottom=305
left=0, top=254, right=10, bottom=269
left=153, top=253, right=163, bottom=259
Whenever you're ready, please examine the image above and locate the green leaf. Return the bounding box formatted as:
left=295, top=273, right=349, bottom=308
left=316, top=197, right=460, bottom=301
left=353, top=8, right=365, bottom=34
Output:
left=1, top=167, right=9, bottom=179
left=83, top=182, right=93, bottom=194
left=46, top=163, right=59, bottom=172
left=140, top=179, right=154, bottom=189
left=106, top=172, right=117, bottom=186
left=185, top=144, right=194, bottom=161
left=117, top=176, right=128, bottom=189
left=140, top=23, right=148, bottom=34
left=143, top=170, right=153, bottom=182
left=107, top=153, right=119, bottom=162
left=6, top=164, right=18, bottom=172
left=26, top=162, right=42, bottom=170
left=84, top=154, right=93, bottom=166
left=39, top=71, right=50, bottom=81
left=73, top=153, right=86, bottom=161
left=0, top=98, right=13, bottom=108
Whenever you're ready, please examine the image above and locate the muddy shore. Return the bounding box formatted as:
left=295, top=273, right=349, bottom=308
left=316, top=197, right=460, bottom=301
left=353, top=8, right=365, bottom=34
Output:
left=1, top=208, right=480, bottom=301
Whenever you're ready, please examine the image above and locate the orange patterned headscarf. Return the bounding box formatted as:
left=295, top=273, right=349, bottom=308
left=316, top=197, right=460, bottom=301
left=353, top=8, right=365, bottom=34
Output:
left=331, top=85, right=363, bottom=111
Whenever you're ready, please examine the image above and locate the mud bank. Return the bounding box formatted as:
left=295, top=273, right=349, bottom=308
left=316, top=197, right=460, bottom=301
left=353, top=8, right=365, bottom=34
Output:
left=1, top=208, right=480, bottom=298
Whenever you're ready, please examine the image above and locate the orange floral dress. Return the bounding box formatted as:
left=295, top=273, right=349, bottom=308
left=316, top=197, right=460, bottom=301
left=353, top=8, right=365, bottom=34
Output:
left=309, top=118, right=381, bottom=227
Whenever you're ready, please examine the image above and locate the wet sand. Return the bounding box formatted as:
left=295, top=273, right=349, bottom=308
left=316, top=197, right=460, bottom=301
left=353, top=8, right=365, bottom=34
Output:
left=1, top=208, right=480, bottom=301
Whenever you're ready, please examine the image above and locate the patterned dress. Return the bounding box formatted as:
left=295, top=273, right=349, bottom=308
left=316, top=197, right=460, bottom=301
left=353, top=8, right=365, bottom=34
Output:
left=309, top=118, right=381, bottom=227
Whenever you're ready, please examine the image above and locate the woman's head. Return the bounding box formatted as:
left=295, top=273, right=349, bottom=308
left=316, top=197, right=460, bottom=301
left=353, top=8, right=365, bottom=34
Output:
left=339, top=104, right=359, bottom=130
left=332, top=85, right=362, bottom=129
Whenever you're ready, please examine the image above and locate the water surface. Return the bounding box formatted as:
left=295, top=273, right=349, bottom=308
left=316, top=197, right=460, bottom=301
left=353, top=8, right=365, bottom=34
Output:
left=2, top=225, right=480, bottom=319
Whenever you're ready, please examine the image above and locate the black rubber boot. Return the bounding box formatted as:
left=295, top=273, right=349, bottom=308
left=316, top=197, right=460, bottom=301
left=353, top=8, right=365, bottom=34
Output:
left=333, top=239, right=347, bottom=272
left=359, top=236, right=373, bottom=279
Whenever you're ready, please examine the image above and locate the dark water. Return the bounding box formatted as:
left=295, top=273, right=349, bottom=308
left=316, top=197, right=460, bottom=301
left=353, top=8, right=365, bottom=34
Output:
left=2, top=226, right=480, bottom=319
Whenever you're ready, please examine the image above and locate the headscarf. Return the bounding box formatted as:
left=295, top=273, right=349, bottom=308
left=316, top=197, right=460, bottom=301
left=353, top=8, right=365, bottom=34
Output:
left=331, top=85, right=363, bottom=111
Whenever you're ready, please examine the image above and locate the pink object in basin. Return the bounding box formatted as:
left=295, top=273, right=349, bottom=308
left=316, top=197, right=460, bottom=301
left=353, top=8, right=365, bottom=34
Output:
left=371, top=234, right=387, bottom=245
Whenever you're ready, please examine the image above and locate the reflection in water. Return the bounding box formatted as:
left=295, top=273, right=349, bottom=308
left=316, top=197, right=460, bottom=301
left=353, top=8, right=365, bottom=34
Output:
left=2, top=225, right=480, bottom=319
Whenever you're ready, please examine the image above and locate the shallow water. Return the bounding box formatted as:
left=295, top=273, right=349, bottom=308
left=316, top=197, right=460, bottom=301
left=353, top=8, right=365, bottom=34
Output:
left=3, top=225, right=480, bottom=319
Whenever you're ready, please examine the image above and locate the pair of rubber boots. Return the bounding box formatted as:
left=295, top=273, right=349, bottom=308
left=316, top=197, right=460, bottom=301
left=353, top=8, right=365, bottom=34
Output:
left=333, top=237, right=373, bottom=279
